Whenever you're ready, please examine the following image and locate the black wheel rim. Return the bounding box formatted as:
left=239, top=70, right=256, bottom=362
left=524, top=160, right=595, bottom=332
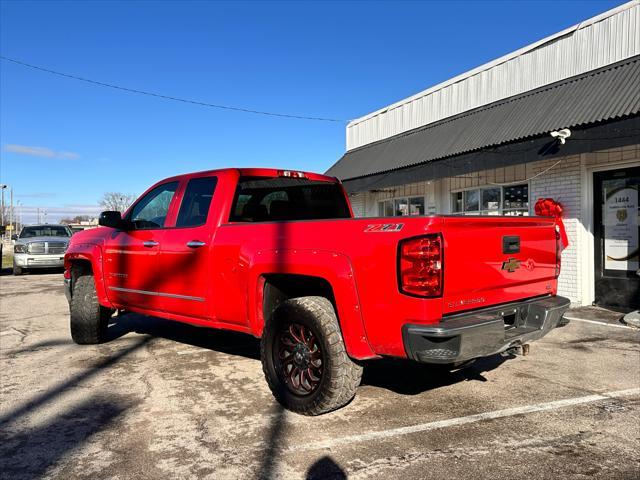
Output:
left=275, top=323, right=324, bottom=396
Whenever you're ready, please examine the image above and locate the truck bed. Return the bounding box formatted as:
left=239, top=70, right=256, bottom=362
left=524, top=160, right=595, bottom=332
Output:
left=213, top=214, right=559, bottom=357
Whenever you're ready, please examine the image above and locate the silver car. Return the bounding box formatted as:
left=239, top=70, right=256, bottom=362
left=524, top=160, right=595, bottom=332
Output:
left=12, top=224, right=72, bottom=275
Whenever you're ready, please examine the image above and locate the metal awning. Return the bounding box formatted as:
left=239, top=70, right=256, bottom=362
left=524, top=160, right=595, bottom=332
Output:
left=326, top=56, right=640, bottom=189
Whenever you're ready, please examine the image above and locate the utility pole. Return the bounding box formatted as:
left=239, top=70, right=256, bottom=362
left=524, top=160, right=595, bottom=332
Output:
left=16, top=200, right=22, bottom=232
left=0, top=184, right=6, bottom=228
left=9, top=187, right=13, bottom=234
left=1, top=184, right=7, bottom=241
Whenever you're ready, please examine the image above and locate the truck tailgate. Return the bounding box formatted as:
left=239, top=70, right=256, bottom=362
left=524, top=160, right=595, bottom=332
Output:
left=441, top=216, right=558, bottom=315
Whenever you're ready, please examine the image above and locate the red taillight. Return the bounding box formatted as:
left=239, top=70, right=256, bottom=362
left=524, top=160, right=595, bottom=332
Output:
left=555, top=226, right=562, bottom=278
left=63, top=268, right=71, bottom=280
left=398, top=234, right=443, bottom=297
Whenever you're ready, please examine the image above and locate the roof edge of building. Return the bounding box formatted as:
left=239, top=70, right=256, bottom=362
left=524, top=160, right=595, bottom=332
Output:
left=326, top=54, right=640, bottom=180
left=338, top=115, right=640, bottom=193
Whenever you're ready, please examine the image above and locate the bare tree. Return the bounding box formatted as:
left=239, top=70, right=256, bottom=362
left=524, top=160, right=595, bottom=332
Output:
left=60, top=215, right=92, bottom=225
left=99, top=192, right=136, bottom=213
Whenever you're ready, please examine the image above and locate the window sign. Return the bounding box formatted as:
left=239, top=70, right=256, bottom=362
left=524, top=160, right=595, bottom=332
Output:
left=603, top=180, right=639, bottom=271
left=504, top=185, right=529, bottom=216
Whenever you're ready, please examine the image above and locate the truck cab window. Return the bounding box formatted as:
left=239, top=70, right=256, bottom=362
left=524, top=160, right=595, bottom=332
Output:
left=260, top=191, right=289, bottom=216
left=20, top=225, right=71, bottom=238
left=128, top=182, right=179, bottom=229
left=176, top=177, right=218, bottom=227
left=229, top=177, right=351, bottom=222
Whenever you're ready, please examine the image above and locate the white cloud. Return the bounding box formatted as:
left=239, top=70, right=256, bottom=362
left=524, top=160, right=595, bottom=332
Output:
left=3, top=144, right=80, bottom=160
left=58, top=151, right=81, bottom=160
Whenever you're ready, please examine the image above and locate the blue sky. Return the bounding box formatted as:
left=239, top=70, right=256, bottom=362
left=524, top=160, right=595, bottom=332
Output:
left=0, top=0, right=624, bottom=223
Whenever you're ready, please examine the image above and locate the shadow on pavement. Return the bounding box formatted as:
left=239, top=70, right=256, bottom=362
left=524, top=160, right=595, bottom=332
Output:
left=305, top=456, right=347, bottom=480
left=256, top=404, right=287, bottom=480
left=360, top=354, right=513, bottom=395
left=107, top=313, right=513, bottom=397
left=7, top=339, right=73, bottom=356
left=106, top=312, right=261, bottom=360
left=0, top=395, right=129, bottom=480
left=0, top=336, right=150, bottom=428
left=0, top=335, right=147, bottom=479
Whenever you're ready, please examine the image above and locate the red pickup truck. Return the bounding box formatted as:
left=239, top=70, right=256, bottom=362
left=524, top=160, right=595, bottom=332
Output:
left=64, top=168, right=570, bottom=415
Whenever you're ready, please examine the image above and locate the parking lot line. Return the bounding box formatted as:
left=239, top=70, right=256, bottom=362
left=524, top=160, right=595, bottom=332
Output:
left=564, top=317, right=636, bottom=330
left=290, top=388, right=640, bottom=452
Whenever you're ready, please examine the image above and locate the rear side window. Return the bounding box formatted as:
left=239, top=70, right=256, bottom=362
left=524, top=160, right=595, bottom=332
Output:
left=229, top=177, right=351, bottom=222
left=129, top=182, right=179, bottom=229
left=176, top=177, right=218, bottom=227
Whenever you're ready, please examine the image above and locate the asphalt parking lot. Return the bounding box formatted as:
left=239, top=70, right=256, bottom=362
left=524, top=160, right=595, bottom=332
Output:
left=1, top=272, right=639, bottom=480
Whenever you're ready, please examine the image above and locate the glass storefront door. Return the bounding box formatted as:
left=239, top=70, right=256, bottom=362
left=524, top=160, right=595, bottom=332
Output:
left=593, top=166, right=640, bottom=309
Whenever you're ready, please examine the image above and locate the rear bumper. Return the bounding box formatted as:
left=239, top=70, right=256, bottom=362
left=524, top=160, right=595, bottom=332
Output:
left=402, top=295, right=571, bottom=364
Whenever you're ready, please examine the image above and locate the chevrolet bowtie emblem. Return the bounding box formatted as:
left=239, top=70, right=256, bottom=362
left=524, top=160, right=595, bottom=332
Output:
left=501, top=258, right=521, bottom=272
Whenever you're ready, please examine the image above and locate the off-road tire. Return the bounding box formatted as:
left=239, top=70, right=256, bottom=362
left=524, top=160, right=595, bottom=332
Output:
left=261, top=296, right=363, bottom=415
left=13, top=266, right=23, bottom=276
left=70, top=274, right=112, bottom=344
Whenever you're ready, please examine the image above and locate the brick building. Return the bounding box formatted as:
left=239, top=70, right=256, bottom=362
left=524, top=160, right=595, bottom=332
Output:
left=326, top=2, right=640, bottom=309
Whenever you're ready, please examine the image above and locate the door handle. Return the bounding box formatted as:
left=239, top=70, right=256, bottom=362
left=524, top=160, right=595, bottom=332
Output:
left=143, top=241, right=159, bottom=247
left=186, top=240, right=206, bottom=248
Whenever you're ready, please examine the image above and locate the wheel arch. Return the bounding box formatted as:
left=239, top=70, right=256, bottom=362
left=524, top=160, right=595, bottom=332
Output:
left=262, top=274, right=337, bottom=327
left=65, top=243, right=113, bottom=308
left=248, top=249, right=377, bottom=360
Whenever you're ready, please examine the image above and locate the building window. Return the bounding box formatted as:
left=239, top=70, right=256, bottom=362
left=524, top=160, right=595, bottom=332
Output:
left=503, top=184, right=529, bottom=216
left=378, top=196, right=425, bottom=216
left=409, top=197, right=425, bottom=215
left=451, top=184, right=529, bottom=216
left=464, top=190, right=480, bottom=212
left=481, top=187, right=501, bottom=215
left=394, top=198, right=408, bottom=216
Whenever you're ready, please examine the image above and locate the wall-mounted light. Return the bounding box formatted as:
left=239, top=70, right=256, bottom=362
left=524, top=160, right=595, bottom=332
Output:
left=550, top=128, right=571, bottom=145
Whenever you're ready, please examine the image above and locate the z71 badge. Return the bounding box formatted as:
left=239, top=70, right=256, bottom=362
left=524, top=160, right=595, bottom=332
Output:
left=364, top=223, right=404, bottom=232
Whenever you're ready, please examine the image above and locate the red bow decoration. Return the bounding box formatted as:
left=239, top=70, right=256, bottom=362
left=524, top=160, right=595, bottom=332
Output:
left=535, top=198, right=564, bottom=217
left=535, top=198, right=569, bottom=249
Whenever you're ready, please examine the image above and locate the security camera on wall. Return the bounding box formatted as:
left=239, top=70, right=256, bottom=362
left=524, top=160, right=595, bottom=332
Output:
left=550, top=128, right=571, bottom=144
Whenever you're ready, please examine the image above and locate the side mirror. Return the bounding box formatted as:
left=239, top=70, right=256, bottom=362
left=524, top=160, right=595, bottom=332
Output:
left=11, top=234, right=18, bottom=241
left=99, top=211, right=124, bottom=229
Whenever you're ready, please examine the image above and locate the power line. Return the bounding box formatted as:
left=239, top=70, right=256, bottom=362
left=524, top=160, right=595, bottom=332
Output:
left=0, top=55, right=347, bottom=123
